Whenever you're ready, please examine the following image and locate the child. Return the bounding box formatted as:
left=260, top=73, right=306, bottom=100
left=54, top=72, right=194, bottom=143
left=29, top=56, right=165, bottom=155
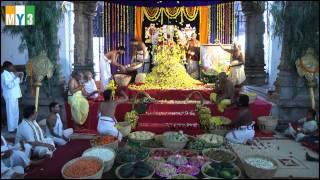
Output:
left=284, top=109, right=318, bottom=142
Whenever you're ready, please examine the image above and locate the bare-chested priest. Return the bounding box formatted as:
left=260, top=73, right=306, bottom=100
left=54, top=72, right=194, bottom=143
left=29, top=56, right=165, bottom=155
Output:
left=210, top=72, right=234, bottom=112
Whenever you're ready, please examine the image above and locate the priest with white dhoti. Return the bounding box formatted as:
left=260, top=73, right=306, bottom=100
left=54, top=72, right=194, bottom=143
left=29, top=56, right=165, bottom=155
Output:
left=1, top=61, right=23, bottom=133
left=225, top=94, right=255, bottom=144
left=15, top=106, right=55, bottom=159
left=1, top=135, right=32, bottom=179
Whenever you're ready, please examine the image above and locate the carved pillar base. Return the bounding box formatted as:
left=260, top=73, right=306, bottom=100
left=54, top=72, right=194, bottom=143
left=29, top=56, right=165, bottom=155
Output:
left=244, top=64, right=267, bottom=85
left=268, top=67, right=319, bottom=130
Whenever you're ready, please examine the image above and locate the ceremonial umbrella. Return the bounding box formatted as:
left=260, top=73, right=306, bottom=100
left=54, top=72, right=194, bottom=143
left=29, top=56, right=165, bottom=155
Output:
left=26, top=51, right=54, bottom=112
left=295, top=48, right=319, bottom=109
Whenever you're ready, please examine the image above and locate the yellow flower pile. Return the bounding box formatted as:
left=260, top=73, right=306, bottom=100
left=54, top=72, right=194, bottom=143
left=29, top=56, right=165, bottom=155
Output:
left=129, top=43, right=204, bottom=90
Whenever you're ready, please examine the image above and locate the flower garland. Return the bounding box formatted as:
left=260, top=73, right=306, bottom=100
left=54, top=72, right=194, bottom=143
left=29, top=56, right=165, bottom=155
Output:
left=164, top=7, right=181, bottom=19
left=143, top=7, right=199, bottom=24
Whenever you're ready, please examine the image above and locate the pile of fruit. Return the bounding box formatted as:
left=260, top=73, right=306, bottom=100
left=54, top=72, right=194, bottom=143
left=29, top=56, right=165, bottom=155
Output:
left=177, top=165, right=200, bottom=176
left=198, top=134, right=224, bottom=146
left=124, top=110, right=138, bottom=129
left=118, top=161, right=154, bottom=178
left=63, top=158, right=102, bottom=178
left=166, top=154, right=188, bottom=167
left=129, top=131, right=155, bottom=141
left=203, top=162, right=240, bottom=179
left=188, top=155, right=210, bottom=167
left=150, top=149, right=174, bottom=158
left=116, top=147, right=149, bottom=163
left=146, top=156, right=166, bottom=168
left=90, top=135, right=117, bottom=146
left=164, top=131, right=188, bottom=142
left=186, top=139, right=220, bottom=151
left=156, top=163, right=177, bottom=178
left=175, top=149, right=198, bottom=158
left=203, top=149, right=236, bottom=163
left=195, top=104, right=212, bottom=130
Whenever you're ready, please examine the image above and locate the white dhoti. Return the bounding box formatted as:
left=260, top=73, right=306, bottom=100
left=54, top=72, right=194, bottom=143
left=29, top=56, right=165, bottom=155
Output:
left=1, top=136, right=32, bottom=169
left=51, top=129, right=73, bottom=146
left=226, top=123, right=255, bottom=144
left=46, top=114, right=74, bottom=146
left=230, top=65, right=246, bottom=85
left=15, top=120, right=56, bottom=159
left=100, top=56, right=112, bottom=91
left=97, top=116, right=123, bottom=141
left=4, top=97, right=19, bottom=132
left=1, top=161, right=24, bottom=179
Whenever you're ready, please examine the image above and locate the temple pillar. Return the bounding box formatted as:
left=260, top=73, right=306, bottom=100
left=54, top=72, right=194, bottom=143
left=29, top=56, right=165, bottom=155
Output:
left=73, top=1, right=97, bottom=74
left=241, top=1, right=267, bottom=85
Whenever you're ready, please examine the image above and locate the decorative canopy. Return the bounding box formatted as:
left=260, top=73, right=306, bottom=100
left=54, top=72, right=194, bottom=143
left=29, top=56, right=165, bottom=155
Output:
left=108, top=0, right=226, bottom=7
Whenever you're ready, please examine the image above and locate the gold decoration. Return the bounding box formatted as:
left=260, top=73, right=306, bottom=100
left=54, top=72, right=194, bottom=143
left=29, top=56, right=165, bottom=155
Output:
left=26, top=51, right=54, bottom=112
left=295, top=48, right=319, bottom=109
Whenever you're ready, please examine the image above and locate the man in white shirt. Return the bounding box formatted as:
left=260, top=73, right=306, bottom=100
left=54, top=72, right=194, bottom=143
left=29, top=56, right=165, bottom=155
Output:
left=15, top=106, right=55, bottom=159
left=1, top=61, right=23, bottom=133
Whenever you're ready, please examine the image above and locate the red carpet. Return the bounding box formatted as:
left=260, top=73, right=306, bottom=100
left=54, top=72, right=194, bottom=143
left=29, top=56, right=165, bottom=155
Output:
left=25, top=139, right=91, bottom=179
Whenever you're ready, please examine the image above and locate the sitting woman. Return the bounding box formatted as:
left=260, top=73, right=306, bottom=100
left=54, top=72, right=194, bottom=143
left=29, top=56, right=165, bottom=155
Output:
left=97, top=89, right=128, bottom=141
left=1, top=135, right=32, bottom=179
left=15, top=106, right=55, bottom=159
left=284, top=109, right=318, bottom=142
left=83, top=71, right=99, bottom=100
left=67, top=71, right=89, bottom=127
left=46, top=102, right=74, bottom=146
left=225, top=94, right=255, bottom=144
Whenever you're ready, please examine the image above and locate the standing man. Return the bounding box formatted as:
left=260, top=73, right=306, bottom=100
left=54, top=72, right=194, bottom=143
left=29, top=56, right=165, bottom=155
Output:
left=1, top=61, right=23, bottom=133
left=101, top=46, right=126, bottom=91
left=186, top=33, right=201, bottom=79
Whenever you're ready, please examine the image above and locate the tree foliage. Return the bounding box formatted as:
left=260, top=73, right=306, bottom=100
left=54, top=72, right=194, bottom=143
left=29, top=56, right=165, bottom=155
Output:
left=2, top=1, right=63, bottom=84
left=270, top=1, right=319, bottom=66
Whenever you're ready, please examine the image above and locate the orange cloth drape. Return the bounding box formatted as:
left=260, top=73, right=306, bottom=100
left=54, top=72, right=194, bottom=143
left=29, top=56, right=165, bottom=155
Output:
left=199, top=6, right=209, bottom=44
left=135, top=7, right=143, bottom=41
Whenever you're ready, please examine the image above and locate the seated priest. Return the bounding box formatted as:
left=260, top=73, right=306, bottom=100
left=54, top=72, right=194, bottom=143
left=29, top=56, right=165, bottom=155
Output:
left=83, top=71, right=99, bottom=100
left=225, top=94, right=255, bottom=144
left=67, top=71, right=89, bottom=127
left=210, top=72, right=234, bottom=112
left=46, top=102, right=74, bottom=146
left=15, top=106, right=56, bottom=159
left=1, top=135, right=32, bottom=179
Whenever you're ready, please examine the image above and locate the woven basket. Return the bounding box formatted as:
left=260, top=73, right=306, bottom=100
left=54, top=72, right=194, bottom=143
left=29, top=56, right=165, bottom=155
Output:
left=185, top=91, right=205, bottom=105
left=241, top=155, right=278, bottom=179
left=201, top=162, right=241, bottom=179
left=117, top=121, right=132, bottom=137
left=128, top=131, right=155, bottom=145
left=257, top=116, right=278, bottom=133
left=114, top=74, right=132, bottom=87
left=132, top=91, right=153, bottom=114
left=90, top=137, right=119, bottom=150
left=202, top=148, right=237, bottom=163
left=162, top=132, right=189, bottom=152
left=82, top=147, right=116, bottom=173
left=61, top=156, right=104, bottom=179
left=115, top=162, right=155, bottom=179
left=127, top=62, right=143, bottom=71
